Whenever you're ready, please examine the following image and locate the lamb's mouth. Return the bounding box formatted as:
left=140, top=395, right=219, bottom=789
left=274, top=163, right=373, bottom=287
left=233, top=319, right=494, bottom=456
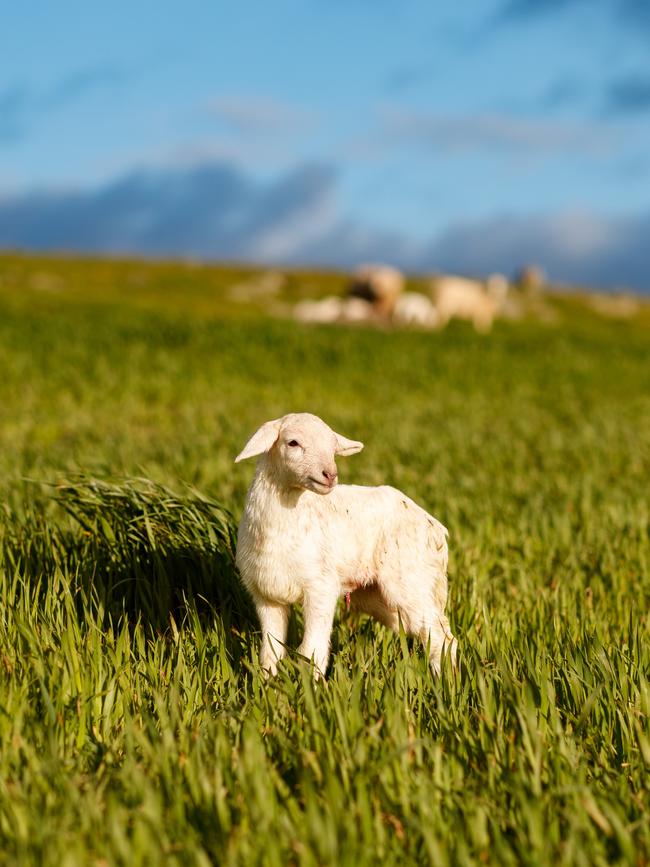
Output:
left=307, top=477, right=336, bottom=492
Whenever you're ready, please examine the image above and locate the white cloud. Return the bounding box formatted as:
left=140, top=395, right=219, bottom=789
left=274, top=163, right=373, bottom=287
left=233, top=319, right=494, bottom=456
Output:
left=379, top=106, right=616, bottom=156
left=420, top=210, right=650, bottom=289
left=206, top=95, right=319, bottom=135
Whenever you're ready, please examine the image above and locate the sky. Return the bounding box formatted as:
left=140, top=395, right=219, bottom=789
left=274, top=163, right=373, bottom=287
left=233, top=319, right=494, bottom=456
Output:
left=1, top=0, right=650, bottom=290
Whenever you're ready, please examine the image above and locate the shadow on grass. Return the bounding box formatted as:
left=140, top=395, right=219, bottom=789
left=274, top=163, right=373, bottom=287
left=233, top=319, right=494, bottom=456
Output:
left=1, top=477, right=256, bottom=663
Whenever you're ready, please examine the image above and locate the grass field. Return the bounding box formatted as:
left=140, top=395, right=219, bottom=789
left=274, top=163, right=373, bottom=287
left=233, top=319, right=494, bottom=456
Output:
left=0, top=253, right=648, bottom=866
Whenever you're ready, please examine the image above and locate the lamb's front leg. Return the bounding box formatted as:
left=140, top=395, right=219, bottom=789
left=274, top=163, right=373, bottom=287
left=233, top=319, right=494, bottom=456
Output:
left=255, top=598, right=290, bottom=676
left=298, top=588, right=339, bottom=678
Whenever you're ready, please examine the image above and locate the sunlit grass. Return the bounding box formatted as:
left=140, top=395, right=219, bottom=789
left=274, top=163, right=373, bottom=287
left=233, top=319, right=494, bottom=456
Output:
left=0, top=253, right=648, bottom=865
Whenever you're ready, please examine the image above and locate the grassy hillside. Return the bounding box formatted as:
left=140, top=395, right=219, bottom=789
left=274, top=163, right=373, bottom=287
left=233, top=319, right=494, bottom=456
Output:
left=0, top=253, right=648, bottom=865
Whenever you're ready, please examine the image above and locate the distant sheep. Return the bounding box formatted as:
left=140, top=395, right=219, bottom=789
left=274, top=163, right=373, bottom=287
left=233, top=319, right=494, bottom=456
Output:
left=339, top=296, right=376, bottom=323
left=235, top=412, right=456, bottom=678
left=293, top=296, right=377, bottom=325
left=431, top=273, right=509, bottom=333
left=228, top=270, right=286, bottom=303
left=588, top=293, right=640, bottom=319
left=348, top=264, right=405, bottom=316
left=516, top=264, right=546, bottom=293
left=393, top=292, right=439, bottom=328
left=293, top=296, right=343, bottom=324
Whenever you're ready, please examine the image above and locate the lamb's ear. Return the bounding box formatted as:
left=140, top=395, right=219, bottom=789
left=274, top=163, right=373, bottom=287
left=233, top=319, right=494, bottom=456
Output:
left=334, top=431, right=364, bottom=456
left=235, top=418, right=283, bottom=462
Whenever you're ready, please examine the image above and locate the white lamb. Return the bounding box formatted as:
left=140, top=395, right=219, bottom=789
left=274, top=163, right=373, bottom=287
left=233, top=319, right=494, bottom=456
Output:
left=235, top=412, right=457, bottom=678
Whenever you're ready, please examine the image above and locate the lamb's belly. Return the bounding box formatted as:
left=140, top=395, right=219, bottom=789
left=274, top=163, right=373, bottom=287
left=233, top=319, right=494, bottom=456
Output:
left=340, top=564, right=377, bottom=595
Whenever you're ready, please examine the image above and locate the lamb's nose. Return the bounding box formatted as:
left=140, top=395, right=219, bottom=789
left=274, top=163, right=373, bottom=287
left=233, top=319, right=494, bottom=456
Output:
left=322, top=469, right=338, bottom=484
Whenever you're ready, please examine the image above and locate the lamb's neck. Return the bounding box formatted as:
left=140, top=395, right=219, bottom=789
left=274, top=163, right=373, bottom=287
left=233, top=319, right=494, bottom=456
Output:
left=246, top=460, right=304, bottom=524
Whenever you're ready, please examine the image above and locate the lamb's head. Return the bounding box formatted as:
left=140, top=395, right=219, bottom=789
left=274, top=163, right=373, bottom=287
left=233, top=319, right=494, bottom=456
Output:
left=235, top=412, right=363, bottom=495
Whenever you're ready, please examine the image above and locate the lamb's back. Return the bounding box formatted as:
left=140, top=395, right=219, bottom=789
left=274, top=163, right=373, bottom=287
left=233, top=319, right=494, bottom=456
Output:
left=329, top=484, right=448, bottom=591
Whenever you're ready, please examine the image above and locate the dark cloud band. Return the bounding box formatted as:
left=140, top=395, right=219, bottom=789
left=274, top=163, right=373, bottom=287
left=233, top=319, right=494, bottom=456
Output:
left=0, top=159, right=648, bottom=292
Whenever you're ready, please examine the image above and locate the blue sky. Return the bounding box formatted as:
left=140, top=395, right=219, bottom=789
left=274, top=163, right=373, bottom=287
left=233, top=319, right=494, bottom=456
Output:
left=2, top=0, right=650, bottom=289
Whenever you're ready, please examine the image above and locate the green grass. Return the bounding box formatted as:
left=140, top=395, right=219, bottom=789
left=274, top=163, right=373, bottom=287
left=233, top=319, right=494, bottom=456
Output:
left=0, top=253, right=648, bottom=865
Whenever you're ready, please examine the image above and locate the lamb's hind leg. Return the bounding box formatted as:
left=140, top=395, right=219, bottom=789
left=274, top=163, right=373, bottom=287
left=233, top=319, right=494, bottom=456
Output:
left=352, top=588, right=457, bottom=675
left=420, top=613, right=457, bottom=675
left=393, top=601, right=457, bottom=675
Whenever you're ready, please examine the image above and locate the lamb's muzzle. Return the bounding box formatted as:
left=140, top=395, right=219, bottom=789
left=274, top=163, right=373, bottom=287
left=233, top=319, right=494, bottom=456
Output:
left=235, top=412, right=457, bottom=678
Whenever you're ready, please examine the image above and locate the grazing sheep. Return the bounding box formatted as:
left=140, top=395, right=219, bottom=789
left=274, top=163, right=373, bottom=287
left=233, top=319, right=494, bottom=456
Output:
left=588, top=292, right=640, bottom=319
left=431, top=273, right=509, bottom=333
left=393, top=292, right=439, bottom=328
left=293, top=296, right=343, bottom=324
left=235, top=412, right=457, bottom=678
left=228, top=270, right=286, bottom=303
left=348, top=264, right=405, bottom=316
left=515, top=264, right=546, bottom=294
left=293, top=295, right=377, bottom=325
left=339, top=296, right=376, bottom=323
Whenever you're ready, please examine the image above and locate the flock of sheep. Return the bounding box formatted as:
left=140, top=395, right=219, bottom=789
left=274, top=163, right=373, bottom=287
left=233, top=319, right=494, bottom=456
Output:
left=226, top=263, right=644, bottom=331
left=293, top=264, right=516, bottom=333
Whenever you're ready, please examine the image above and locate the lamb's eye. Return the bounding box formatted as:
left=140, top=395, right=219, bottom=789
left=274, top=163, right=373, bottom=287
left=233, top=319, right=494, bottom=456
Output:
left=287, top=440, right=300, bottom=447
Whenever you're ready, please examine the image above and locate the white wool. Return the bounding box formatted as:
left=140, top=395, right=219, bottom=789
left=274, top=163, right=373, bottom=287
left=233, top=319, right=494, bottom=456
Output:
left=430, top=274, right=509, bottom=333
left=486, top=273, right=509, bottom=302
left=293, top=296, right=343, bottom=324
left=348, top=263, right=405, bottom=315
left=235, top=412, right=457, bottom=678
left=393, top=292, right=439, bottom=328
left=293, top=296, right=377, bottom=325
left=339, top=296, right=375, bottom=323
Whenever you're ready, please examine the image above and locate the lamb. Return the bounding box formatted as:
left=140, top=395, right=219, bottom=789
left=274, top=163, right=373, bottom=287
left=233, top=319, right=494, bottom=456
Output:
left=235, top=412, right=457, bottom=678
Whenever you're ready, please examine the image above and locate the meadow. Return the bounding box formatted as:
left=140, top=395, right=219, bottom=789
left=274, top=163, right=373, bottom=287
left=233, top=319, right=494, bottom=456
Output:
left=0, top=253, right=648, bottom=866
